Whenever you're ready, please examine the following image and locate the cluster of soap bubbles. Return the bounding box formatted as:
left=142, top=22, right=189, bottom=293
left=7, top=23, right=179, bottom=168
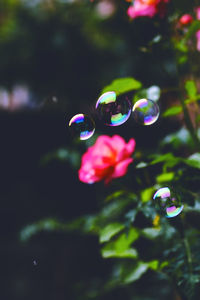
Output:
left=68, top=91, right=184, bottom=218
left=153, top=187, right=184, bottom=218
left=68, top=91, right=160, bottom=140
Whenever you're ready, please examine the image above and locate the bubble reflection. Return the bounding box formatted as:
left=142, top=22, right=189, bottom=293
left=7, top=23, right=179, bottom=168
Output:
left=96, top=91, right=131, bottom=126
left=132, top=98, right=159, bottom=126
left=69, top=113, right=95, bottom=140
left=153, top=187, right=184, bottom=218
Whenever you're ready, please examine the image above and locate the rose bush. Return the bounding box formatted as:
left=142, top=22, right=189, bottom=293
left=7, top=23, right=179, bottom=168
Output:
left=79, top=135, right=136, bottom=184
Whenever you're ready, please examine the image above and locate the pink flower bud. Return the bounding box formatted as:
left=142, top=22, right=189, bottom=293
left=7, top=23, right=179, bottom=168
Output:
left=179, top=14, right=193, bottom=25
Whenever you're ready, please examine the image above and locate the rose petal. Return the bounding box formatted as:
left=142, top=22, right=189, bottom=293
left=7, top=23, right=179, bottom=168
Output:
left=111, top=158, right=133, bottom=179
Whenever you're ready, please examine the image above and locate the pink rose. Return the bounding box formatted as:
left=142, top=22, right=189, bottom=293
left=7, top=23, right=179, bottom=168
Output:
left=179, top=14, right=193, bottom=25
left=79, top=135, right=136, bottom=184
left=196, top=30, right=200, bottom=51
left=196, top=7, right=200, bottom=20
left=127, top=0, right=169, bottom=19
left=127, top=0, right=158, bottom=19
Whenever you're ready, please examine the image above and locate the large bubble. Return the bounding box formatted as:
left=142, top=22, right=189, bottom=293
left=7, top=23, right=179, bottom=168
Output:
left=69, top=114, right=95, bottom=140
left=132, top=98, right=159, bottom=126
left=153, top=187, right=184, bottom=218
left=96, top=91, right=132, bottom=126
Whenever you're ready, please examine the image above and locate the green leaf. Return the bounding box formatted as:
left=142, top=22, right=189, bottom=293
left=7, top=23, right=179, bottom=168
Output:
left=99, top=223, right=125, bottom=243
left=141, top=228, right=161, bottom=239
left=185, top=95, right=200, bottom=104
left=102, top=77, right=142, bottom=96
left=156, top=172, right=174, bottom=183
left=178, top=55, right=187, bottom=64
left=105, top=190, right=127, bottom=202
left=101, top=248, right=138, bottom=259
left=163, top=106, right=182, bottom=117
left=115, top=228, right=139, bottom=250
left=141, top=187, right=154, bottom=203
left=184, top=153, right=200, bottom=169
left=20, top=215, right=99, bottom=242
left=150, top=153, right=181, bottom=168
left=185, top=80, right=197, bottom=98
left=100, top=198, right=133, bottom=220
left=148, top=260, right=159, bottom=271
left=101, top=228, right=139, bottom=259
left=20, top=218, right=64, bottom=241
left=160, top=261, right=169, bottom=269
left=123, top=262, right=148, bottom=284
left=176, top=40, right=188, bottom=53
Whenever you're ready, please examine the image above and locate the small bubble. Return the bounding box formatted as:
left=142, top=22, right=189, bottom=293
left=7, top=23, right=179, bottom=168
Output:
left=96, top=91, right=131, bottom=126
left=153, top=187, right=184, bottom=218
left=69, top=113, right=95, bottom=140
left=33, top=260, right=38, bottom=266
left=132, top=98, right=159, bottom=126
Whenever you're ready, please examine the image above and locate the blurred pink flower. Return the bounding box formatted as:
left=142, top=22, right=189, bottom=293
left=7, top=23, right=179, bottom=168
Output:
left=196, top=7, right=200, bottom=52
left=196, top=30, right=200, bottom=51
left=96, top=0, right=116, bottom=18
left=196, top=7, right=200, bottom=20
left=127, top=0, right=169, bottom=19
left=179, top=14, right=193, bottom=25
left=79, top=135, right=136, bottom=184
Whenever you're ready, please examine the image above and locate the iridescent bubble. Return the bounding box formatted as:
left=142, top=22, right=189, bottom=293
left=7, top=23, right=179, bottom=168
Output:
left=166, top=205, right=184, bottom=218
left=132, top=98, right=159, bottom=125
left=153, top=187, right=184, bottom=218
left=96, top=91, right=132, bottom=126
left=69, top=114, right=95, bottom=140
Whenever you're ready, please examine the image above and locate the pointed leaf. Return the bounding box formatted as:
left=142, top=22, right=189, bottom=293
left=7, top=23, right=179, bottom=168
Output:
left=102, top=77, right=142, bottom=95
left=163, top=106, right=182, bottom=117
left=123, top=262, right=148, bottom=284
left=185, top=80, right=197, bottom=98
left=99, top=223, right=125, bottom=243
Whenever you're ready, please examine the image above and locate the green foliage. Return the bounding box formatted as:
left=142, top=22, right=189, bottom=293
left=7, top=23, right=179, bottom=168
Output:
left=185, top=80, right=197, bottom=99
left=122, top=262, right=149, bottom=283
left=183, top=21, right=200, bottom=43
left=99, top=223, right=125, bottom=243
left=163, top=106, right=182, bottom=117
left=101, top=228, right=139, bottom=259
left=184, top=153, right=200, bottom=169
left=156, top=172, right=175, bottom=183
left=41, top=148, right=81, bottom=168
left=101, top=77, right=142, bottom=96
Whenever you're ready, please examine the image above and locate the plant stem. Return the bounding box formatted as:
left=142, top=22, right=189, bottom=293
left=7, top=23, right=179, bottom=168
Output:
left=179, top=217, right=193, bottom=275
left=183, top=237, right=193, bottom=274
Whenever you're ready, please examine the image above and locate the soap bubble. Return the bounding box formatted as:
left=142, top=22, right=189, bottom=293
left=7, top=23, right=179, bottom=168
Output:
left=96, top=91, right=132, bottom=126
left=153, top=187, right=184, bottom=218
left=132, top=98, right=159, bottom=125
left=69, top=114, right=95, bottom=140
